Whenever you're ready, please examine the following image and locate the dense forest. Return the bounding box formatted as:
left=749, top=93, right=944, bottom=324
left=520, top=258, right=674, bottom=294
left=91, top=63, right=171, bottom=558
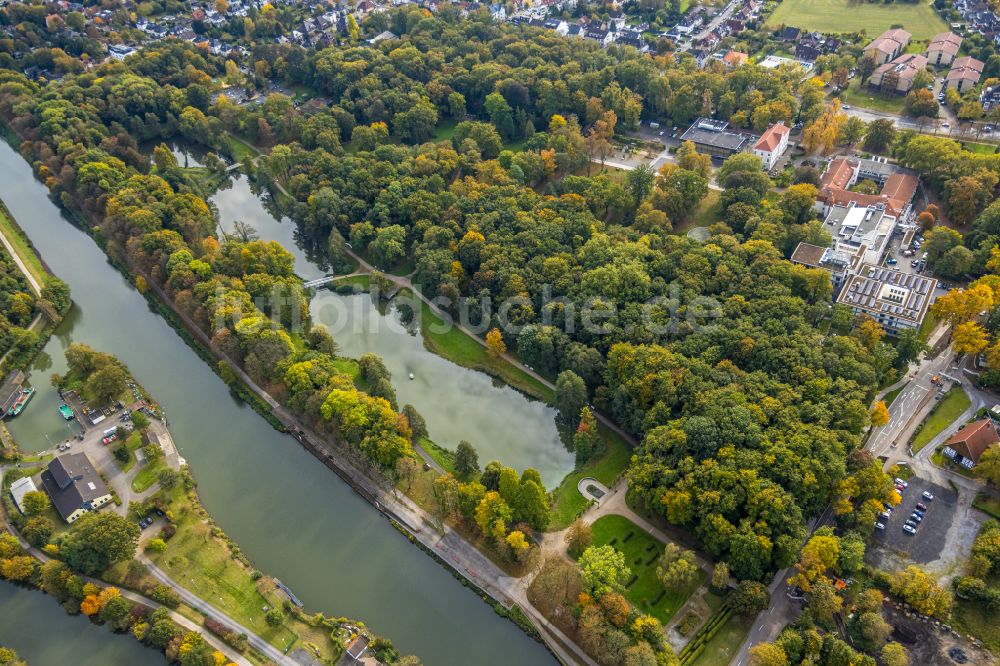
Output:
left=0, top=10, right=899, bottom=586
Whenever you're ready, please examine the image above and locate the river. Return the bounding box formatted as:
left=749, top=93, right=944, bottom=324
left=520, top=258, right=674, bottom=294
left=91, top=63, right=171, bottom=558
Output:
left=211, top=173, right=575, bottom=487
left=0, top=139, right=555, bottom=665
left=0, top=584, right=163, bottom=665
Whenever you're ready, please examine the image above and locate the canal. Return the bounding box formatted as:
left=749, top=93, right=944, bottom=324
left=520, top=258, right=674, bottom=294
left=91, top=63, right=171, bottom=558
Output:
left=0, top=584, right=164, bottom=665
left=211, top=173, right=575, bottom=487
left=0, top=139, right=555, bottom=665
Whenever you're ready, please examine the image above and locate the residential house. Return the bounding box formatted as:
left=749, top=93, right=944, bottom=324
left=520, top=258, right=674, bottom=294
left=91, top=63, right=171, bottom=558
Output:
left=722, top=51, right=748, bottom=68
left=864, top=28, right=911, bottom=65
left=869, top=54, right=928, bottom=95
left=346, top=635, right=370, bottom=660
left=617, top=30, right=649, bottom=53
left=925, top=31, right=963, bottom=66
left=778, top=26, right=801, bottom=43
left=489, top=3, right=506, bottom=21
left=942, top=419, right=999, bottom=468
left=584, top=27, right=614, bottom=47
left=544, top=18, right=569, bottom=36
left=40, top=452, right=112, bottom=524
left=108, top=44, right=136, bottom=61
left=753, top=122, right=790, bottom=170
left=946, top=56, right=984, bottom=93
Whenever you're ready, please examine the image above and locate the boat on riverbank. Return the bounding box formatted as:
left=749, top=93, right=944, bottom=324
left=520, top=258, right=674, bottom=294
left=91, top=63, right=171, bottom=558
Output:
left=58, top=403, right=74, bottom=420
left=6, top=386, right=33, bottom=417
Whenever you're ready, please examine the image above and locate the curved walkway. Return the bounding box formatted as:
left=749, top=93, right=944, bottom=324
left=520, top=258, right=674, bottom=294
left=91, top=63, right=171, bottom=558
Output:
left=139, top=555, right=290, bottom=664
left=0, top=466, right=255, bottom=666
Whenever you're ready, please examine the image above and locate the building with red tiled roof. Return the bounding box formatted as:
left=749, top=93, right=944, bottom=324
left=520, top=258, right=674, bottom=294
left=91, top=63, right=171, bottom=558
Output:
left=864, top=28, right=911, bottom=64
left=925, top=31, right=962, bottom=66
left=870, top=53, right=928, bottom=95
left=816, top=158, right=917, bottom=220
left=752, top=122, right=790, bottom=170
left=943, top=419, right=1000, bottom=468
left=722, top=50, right=748, bottom=67
left=946, top=56, right=984, bottom=93
left=820, top=157, right=856, bottom=190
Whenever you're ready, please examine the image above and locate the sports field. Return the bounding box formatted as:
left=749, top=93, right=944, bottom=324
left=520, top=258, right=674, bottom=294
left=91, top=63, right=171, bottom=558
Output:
left=766, top=0, right=948, bottom=40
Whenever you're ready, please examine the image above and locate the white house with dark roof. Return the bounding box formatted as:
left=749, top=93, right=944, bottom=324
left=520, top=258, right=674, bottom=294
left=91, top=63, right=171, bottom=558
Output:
left=40, top=452, right=112, bottom=523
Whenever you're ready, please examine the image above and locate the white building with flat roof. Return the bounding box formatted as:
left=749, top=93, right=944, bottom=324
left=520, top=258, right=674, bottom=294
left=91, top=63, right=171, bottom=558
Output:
left=823, top=202, right=899, bottom=267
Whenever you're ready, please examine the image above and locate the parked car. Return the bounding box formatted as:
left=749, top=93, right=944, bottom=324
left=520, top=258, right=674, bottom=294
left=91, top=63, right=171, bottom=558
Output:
left=916, top=502, right=928, bottom=511
left=903, top=524, right=917, bottom=534
left=102, top=435, right=117, bottom=445
left=910, top=260, right=919, bottom=267
left=896, top=483, right=906, bottom=491
left=910, top=512, right=923, bottom=523
left=942, top=122, right=950, bottom=129
left=895, top=478, right=908, bottom=488
left=875, top=522, right=886, bottom=530
left=887, top=258, right=898, bottom=265
left=842, top=104, right=851, bottom=110
left=922, top=491, right=935, bottom=501
left=905, top=519, right=918, bottom=528
left=880, top=511, right=892, bottom=520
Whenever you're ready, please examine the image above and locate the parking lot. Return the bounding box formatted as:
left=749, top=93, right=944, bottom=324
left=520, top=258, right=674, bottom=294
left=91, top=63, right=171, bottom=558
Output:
left=870, top=477, right=958, bottom=564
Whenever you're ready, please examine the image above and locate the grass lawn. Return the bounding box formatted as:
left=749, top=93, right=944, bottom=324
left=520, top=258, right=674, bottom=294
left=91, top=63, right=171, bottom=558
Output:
left=837, top=80, right=907, bottom=115
left=117, top=431, right=145, bottom=473
left=671, top=189, right=721, bottom=237
left=765, top=0, right=948, bottom=40
left=331, top=274, right=371, bottom=290
left=151, top=484, right=341, bottom=659
left=549, top=426, right=632, bottom=530
left=226, top=134, right=261, bottom=163
left=587, top=515, right=705, bottom=624
left=963, top=142, right=998, bottom=155
left=0, top=202, right=47, bottom=288
left=911, top=386, right=971, bottom=453
left=974, top=492, right=1000, bottom=520
left=402, top=288, right=555, bottom=402
left=689, top=611, right=753, bottom=666
left=918, top=310, right=940, bottom=344
left=419, top=436, right=458, bottom=475
left=433, top=119, right=459, bottom=144
left=131, top=461, right=165, bottom=493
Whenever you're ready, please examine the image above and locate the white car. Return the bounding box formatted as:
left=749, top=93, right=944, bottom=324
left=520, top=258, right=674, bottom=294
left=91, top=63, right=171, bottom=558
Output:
left=903, top=524, right=916, bottom=534
left=875, top=522, right=886, bottom=530
left=922, top=491, right=934, bottom=501
left=894, top=478, right=908, bottom=488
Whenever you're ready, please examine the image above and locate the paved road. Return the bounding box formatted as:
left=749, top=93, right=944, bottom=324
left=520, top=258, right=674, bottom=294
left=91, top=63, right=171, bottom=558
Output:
left=729, top=323, right=1000, bottom=665
left=843, top=104, right=997, bottom=143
